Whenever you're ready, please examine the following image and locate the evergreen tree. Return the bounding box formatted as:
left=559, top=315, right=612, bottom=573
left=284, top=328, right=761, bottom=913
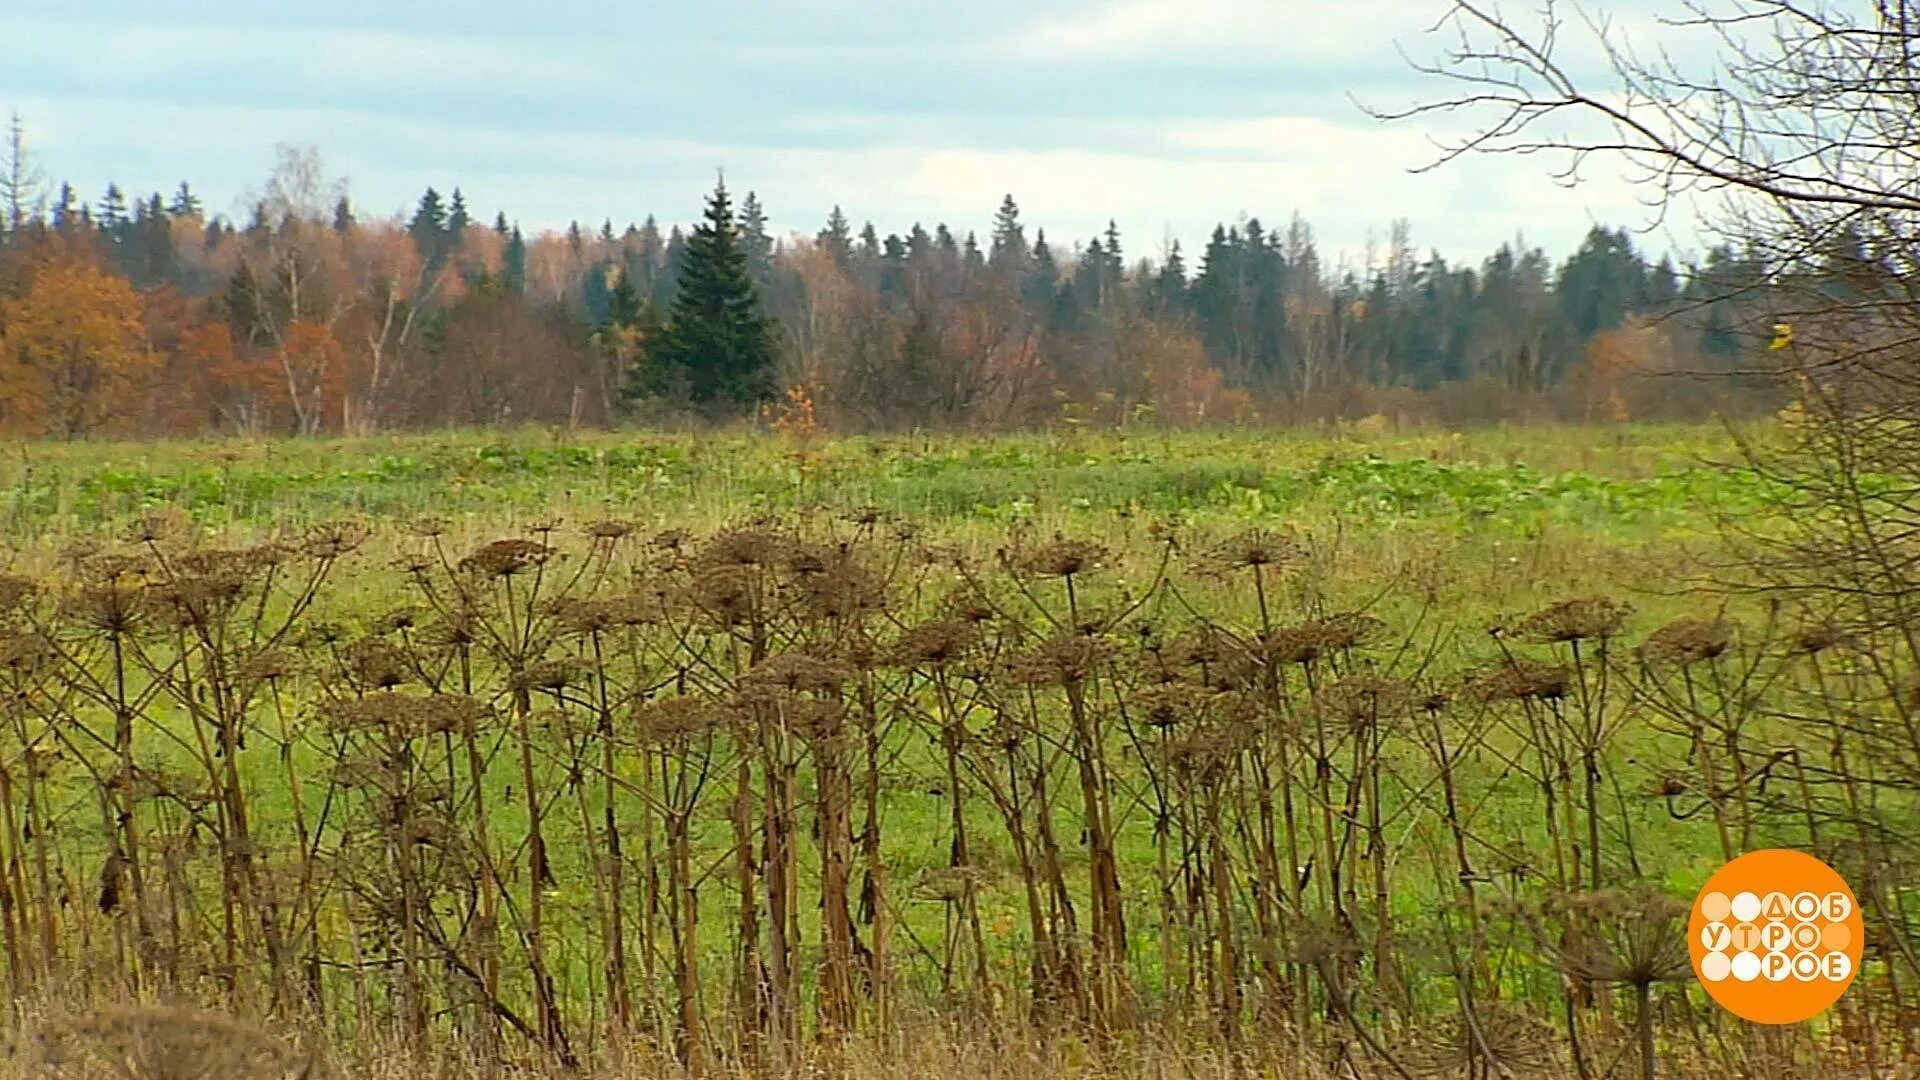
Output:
left=333, top=196, right=355, bottom=234
left=1154, top=240, right=1189, bottom=314
left=50, top=182, right=77, bottom=235
left=739, top=191, right=774, bottom=287
left=639, top=178, right=778, bottom=410
left=503, top=226, right=528, bottom=295
left=879, top=232, right=909, bottom=304
left=98, top=183, right=128, bottom=232
left=817, top=206, right=853, bottom=267
left=493, top=211, right=510, bottom=237
left=660, top=225, right=688, bottom=306
left=635, top=215, right=665, bottom=299
left=989, top=194, right=1027, bottom=273
left=607, top=269, right=647, bottom=329
left=410, top=188, right=448, bottom=263
left=448, top=188, right=472, bottom=235
left=169, top=181, right=201, bottom=218
left=1102, top=219, right=1124, bottom=278
left=1025, top=230, right=1060, bottom=314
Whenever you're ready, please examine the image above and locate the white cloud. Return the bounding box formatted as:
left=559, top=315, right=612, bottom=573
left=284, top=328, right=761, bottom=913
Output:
left=1012, top=0, right=1435, bottom=61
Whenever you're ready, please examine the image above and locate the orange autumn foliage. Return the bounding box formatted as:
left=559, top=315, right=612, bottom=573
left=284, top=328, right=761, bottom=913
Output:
left=0, top=255, right=159, bottom=437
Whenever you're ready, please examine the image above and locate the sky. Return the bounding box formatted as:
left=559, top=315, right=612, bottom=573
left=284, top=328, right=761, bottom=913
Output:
left=0, top=0, right=1710, bottom=271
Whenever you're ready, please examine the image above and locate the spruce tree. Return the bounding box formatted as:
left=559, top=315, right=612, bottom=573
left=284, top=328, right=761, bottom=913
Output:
left=504, top=226, right=528, bottom=294
left=169, top=181, right=201, bottom=218
left=739, top=191, right=774, bottom=287
left=989, top=194, right=1027, bottom=272
left=410, top=188, right=447, bottom=263
left=817, top=206, right=852, bottom=267
left=448, top=188, right=471, bottom=234
left=50, top=182, right=77, bottom=235
left=642, top=178, right=778, bottom=410
left=333, top=196, right=355, bottom=233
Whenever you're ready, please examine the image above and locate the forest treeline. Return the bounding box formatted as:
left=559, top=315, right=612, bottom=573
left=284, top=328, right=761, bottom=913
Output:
left=0, top=138, right=1780, bottom=438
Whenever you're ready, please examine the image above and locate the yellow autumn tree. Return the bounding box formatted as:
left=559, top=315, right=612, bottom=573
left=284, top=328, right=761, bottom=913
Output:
left=0, top=255, right=157, bottom=437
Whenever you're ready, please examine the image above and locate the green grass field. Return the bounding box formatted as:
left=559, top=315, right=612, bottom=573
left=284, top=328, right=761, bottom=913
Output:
left=7, top=420, right=1895, bottom=1078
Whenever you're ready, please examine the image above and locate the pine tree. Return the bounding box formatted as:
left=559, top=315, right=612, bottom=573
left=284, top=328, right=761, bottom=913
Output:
left=639, top=178, right=778, bottom=410
left=493, top=211, right=510, bottom=237
left=332, top=196, right=355, bottom=233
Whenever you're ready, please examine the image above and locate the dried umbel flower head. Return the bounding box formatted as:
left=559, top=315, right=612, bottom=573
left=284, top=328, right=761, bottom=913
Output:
left=634, top=696, right=730, bottom=745
left=685, top=566, right=756, bottom=627
left=552, top=597, right=623, bottom=636
left=798, top=561, right=886, bottom=619
left=586, top=518, right=635, bottom=541
left=511, top=658, right=587, bottom=693
left=741, top=650, right=853, bottom=698
left=238, top=648, right=300, bottom=685
left=1792, top=620, right=1848, bottom=656
left=942, top=587, right=998, bottom=625
left=1398, top=1004, right=1560, bottom=1080
left=64, top=580, right=148, bottom=637
left=34, top=1004, right=313, bottom=1080
left=1014, top=537, right=1109, bottom=579
left=1545, top=887, right=1692, bottom=987
left=303, top=519, right=370, bottom=559
left=696, top=526, right=793, bottom=570
left=1206, top=528, right=1304, bottom=572
left=1260, top=613, right=1386, bottom=666
left=459, top=538, right=554, bottom=579
left=344, top=638, right=412, bottom=690
left=776, top=698, right=848, bottom=742
left=0, top=574, right=38, bottom=618
left=890, top=619, right=980, bottom=668
left=0, top=628, right=55, bottom=674
left=1159, top=724, right=1251, bottom=778
left=417, top=609, right=480, bottom=649
left=1468, top=659, right=1572, bottom=703
left=1133, top=682, right=1215, bottom=729
left=326, top=691, right=487, bottom=743
left=124, top=506, right=192, bottom=545
left=1639, top=617, right=1734, bottom=667
left=1005, top=632, right=1114, bottom=687
left=1513, top=596, right=1633, bottom=644
left=1317, top=674, right=1416, bottom=729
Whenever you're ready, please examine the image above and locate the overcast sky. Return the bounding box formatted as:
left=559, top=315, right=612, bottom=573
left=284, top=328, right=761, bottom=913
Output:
left=1, top=0, right=1708, bottom=270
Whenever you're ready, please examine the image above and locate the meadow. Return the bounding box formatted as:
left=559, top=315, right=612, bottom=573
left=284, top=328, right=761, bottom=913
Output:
left=0, top=421, right=1910, bottom=1079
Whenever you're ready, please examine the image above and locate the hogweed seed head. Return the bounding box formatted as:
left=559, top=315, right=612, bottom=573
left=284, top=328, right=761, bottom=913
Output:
left=1639, top=617, right=1735, bottom=667
left=1513, top=596, right=1632, bottom=644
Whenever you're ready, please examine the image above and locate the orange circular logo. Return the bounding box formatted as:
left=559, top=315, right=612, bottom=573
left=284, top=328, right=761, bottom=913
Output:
left=1688, top=849, right=1862, bottom=1024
